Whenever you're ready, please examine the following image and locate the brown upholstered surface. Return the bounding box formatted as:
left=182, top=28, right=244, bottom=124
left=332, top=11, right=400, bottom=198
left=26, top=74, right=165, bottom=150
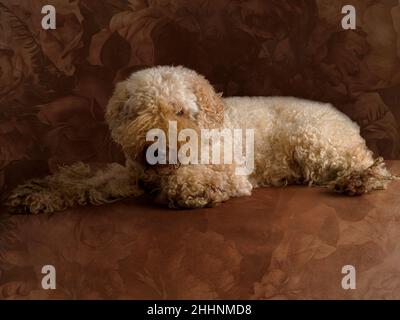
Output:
left=1, top=1, right=400, bottom=201
left=0, top=161, right=399, bottom=300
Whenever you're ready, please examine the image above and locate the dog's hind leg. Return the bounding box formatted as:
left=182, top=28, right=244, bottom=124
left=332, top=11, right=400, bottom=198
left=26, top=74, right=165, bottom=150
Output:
left=293, top=139, right=397, bottom=195
left=6, top=162, right=143, bottom=214
left=282, top=111, right=398, bottom=195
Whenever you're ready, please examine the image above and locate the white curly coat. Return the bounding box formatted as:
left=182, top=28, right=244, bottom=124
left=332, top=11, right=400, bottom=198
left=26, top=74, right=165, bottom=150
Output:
left=7, top=66, right=397, bottom=214
left=223, top=96, right=383, bottom=189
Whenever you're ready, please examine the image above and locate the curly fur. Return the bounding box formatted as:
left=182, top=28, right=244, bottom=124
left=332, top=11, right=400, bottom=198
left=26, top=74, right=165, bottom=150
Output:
left=7, top=66, right=398, bottom=214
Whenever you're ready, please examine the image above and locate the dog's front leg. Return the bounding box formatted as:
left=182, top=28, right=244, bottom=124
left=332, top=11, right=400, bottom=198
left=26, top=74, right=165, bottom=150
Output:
left=151, top=164, right=253, bottom=209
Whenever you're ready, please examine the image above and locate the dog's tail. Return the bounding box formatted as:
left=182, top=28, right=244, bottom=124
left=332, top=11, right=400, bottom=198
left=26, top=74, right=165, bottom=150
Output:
left=6, top=162, right=143, bottom=214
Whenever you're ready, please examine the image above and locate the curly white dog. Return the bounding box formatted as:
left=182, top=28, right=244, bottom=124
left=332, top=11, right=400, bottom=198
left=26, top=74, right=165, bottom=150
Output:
left=7, top=66, right=397, bottom=213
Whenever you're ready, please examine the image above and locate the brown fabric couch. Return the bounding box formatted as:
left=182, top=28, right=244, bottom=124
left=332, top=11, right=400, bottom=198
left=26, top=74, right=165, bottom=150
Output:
left=0, top=162, right=399, bottom=299
left=1, top=0, right=400, bottom=300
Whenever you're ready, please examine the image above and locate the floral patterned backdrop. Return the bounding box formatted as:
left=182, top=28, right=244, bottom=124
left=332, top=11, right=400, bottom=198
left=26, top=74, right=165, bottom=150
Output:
left=1, top=0, right=400, bottom=196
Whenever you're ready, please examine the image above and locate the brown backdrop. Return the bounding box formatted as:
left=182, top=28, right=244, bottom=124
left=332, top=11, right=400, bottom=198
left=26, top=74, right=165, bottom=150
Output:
left=1, top=0, right=400, bottom=195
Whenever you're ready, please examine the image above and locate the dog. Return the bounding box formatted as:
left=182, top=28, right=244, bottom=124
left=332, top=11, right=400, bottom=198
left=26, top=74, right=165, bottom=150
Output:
left=7, top=66, right=397, bottom=214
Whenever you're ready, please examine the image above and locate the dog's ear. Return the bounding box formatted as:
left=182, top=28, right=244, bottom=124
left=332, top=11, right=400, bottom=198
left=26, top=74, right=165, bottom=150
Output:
left=106, top=80, right=147, bottom=161
left=105, top=80, right=129, bottom=139
left=119, top=103, right=161, bottom=162
left=192, top=78, right=224, bottom=129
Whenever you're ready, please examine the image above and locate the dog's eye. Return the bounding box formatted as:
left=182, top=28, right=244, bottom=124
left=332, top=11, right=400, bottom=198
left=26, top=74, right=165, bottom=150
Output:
left=176, top=110, right=184, bottom=116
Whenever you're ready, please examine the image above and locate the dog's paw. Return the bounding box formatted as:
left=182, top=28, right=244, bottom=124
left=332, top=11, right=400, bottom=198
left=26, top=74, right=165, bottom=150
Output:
left=165, top=193, right=214, bottom=209
left=163, top=181, right=230, bottom=209
left=330, top=173, right=368, bottom=196
left=330, top=167, right=389, bottom=196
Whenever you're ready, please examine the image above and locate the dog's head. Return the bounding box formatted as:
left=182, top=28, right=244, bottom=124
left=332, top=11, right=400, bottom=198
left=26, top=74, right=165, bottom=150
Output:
left=105, top=66, right=224, bottom=162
